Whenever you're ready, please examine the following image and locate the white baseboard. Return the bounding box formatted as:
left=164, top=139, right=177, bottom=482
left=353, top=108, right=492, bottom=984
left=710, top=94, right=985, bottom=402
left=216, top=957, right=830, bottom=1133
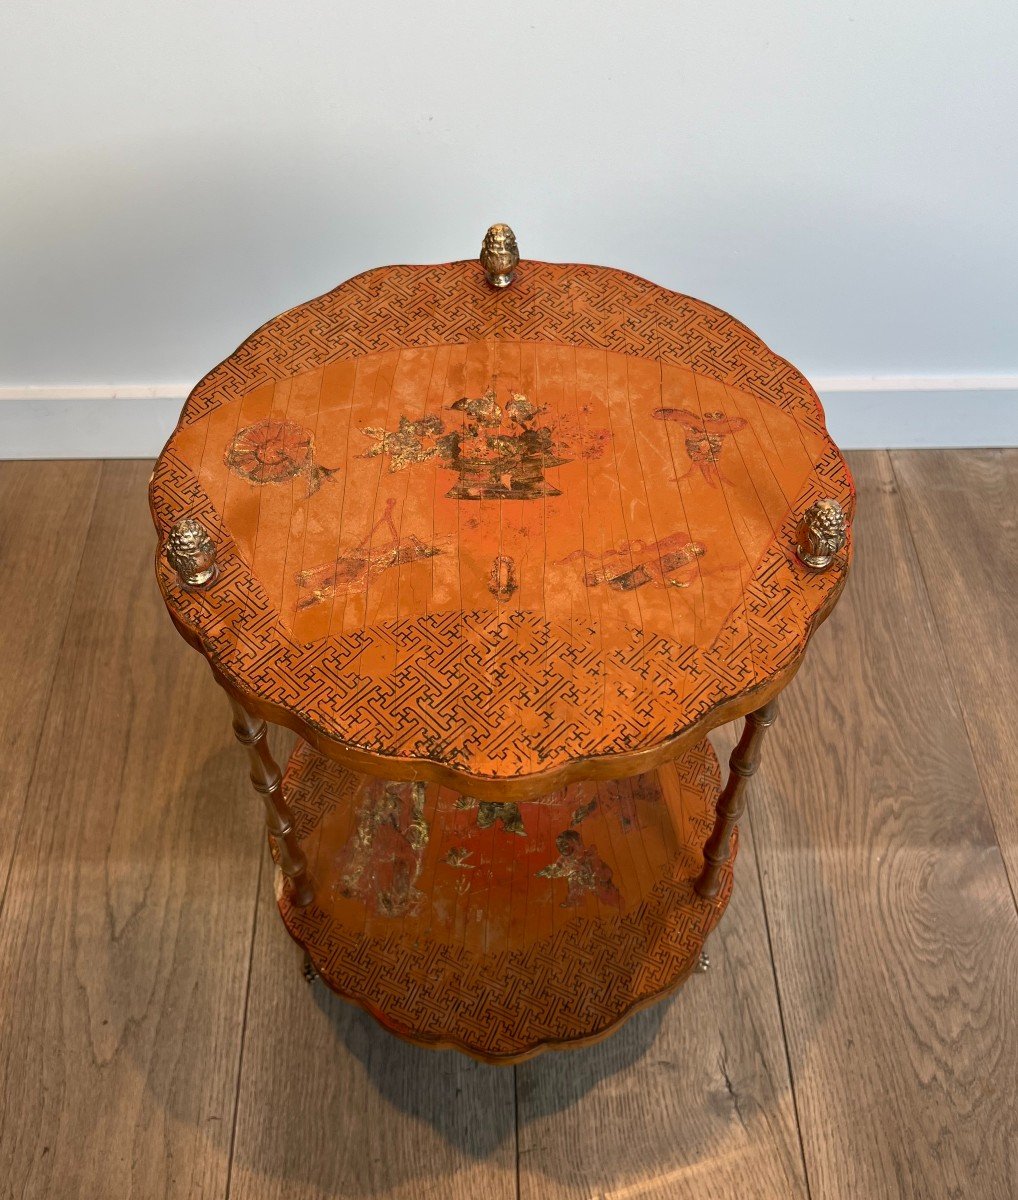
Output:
left=815, top=377, right=1018, bottom=450
left=0, top=377, right=1015, bottom=459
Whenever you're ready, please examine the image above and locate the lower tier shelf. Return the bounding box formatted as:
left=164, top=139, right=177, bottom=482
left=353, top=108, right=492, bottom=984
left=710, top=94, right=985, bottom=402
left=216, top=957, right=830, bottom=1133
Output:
left=275, top=738, right=734, bottom=1063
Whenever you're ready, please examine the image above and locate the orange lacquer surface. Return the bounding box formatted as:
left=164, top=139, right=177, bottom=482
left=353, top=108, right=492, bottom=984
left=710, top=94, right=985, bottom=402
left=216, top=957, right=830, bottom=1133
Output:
left=150, top=255, right=852, bottom=1060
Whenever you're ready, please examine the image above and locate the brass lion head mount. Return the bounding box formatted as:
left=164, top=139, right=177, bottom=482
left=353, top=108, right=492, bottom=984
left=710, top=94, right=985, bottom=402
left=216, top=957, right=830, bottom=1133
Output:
left=795, top=499, right=848, bottom=571
left=165, top=517, right=219, bottom=588
left=480, top=223, right=519, bottom=288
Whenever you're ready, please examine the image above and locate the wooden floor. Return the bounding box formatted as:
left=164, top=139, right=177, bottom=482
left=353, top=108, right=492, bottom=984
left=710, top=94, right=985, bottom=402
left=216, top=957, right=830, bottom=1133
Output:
left=0, top=451, right=1015, bottom=1199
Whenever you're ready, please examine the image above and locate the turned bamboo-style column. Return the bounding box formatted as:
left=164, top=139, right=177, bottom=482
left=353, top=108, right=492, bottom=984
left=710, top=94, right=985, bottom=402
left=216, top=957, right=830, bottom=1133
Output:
left=226, top=694, right=314, bottom=907
left=695, top=700, right=778, bottom=900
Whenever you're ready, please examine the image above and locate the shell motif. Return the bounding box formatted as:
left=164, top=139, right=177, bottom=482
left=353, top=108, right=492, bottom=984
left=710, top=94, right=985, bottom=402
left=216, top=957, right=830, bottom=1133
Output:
left=224, top=419, right=338, bottom=493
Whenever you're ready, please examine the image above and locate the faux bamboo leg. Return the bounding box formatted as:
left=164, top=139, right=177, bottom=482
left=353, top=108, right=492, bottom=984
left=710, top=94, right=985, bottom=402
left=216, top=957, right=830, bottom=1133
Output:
left=226, top=694, right=314, bottom=907
left=695, top=700, right=778, bottom=900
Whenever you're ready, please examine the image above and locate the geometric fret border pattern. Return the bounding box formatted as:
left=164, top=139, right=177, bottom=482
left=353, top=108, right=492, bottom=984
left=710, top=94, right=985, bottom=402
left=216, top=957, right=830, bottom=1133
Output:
left=150, top=261, right=853, bottom=781
left=275, top=738, right=731, bottom=1062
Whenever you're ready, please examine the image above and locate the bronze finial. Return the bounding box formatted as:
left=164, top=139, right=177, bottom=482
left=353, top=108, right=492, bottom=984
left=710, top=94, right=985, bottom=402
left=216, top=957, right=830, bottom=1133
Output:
left=165, top=517, right=218, bottom=588
left=795, top=499, right=847, bottom=570
left=480, top=223, right=519, bottom=288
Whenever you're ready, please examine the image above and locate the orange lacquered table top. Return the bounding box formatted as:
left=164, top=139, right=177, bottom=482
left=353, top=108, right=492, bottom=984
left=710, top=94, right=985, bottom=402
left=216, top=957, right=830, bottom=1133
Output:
left=150, top=258, right=853, bottom=793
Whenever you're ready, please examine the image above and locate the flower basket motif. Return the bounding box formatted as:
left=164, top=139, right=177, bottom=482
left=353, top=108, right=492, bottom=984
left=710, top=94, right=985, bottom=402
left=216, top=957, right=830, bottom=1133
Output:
left=360, top=390, right=610, bottom=500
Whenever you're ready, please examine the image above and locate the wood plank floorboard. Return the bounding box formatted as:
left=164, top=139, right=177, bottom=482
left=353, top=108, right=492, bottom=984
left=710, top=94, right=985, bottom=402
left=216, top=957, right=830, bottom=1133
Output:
left=2, top=451, right=1017, bottom=1198
left=0, top=462, right=264, bottom=1200
left=227, top=833, right=518, bottom=1200
left=890, top=449, right=1018, bottom=897
left=0, top=461, right=101, bottom=898
left=748, top=451, right=1018, bottom=1198
left=515, top=810, right=810, bottom=1200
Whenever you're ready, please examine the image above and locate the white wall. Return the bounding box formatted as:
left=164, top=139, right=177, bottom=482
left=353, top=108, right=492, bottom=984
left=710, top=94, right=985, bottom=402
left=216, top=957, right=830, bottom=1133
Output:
left=2, top=0, right=1016, bottom=454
